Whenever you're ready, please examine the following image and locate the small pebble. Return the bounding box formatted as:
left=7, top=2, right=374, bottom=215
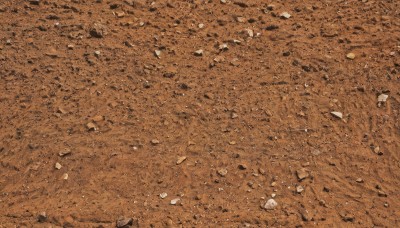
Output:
left=219, top=43, right=228, bottom=51
left=55, top=162, right=62, bottom=170
left=154, top=50, right=161, bottom=58
left=176, top=156, right=187, bottom=165
left=346, top=53, right=356, bottom=59
left=160, top=192, right=168, bottom=199
left=92, top=115, right=104, bottom=122
left=37, top=212, right=47, bottom=223
left=170, top=198, right=180, bottom=205
left=280, top=12, right=291, bottom=19
left=378, top=190, right=387, bottom=197
left=296, top=168, right=309, bottom=181
left=330, top=111, right=343, bottom=119
left=217, top=168, right=228, bottom=177
left=296, top=185, right=304, bottom=193
left=58, top=149, right=71, bottom=157
left=86, top=122, right=97, bottom=131
left=244, top=29, right=254, bottom=38
left=264, top=199, right=278, bottom=210
left=194, top=49, right=203, bottom=56
left=258, top=168, right=266, bottom=175
left=116, top=217, right=133, bottom=228
left=377, top=94, right=388, bottom=102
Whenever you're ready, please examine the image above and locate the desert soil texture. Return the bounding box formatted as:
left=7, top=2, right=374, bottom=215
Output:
left=1, top=0, right=400, bottom=227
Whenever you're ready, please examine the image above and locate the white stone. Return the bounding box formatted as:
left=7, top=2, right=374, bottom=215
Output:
left=378, top=94, right=388, bottom=102
left=55, top=162, right=62, bottom=170
left=194, top=49, right=203, bottom=56
left=280, top=12, right=291, bottom=19
left=264, top=199, right=278, bottom=210
left=330, top=111, right=343, bottom=119
left=170, top=198, right=180, bottom=205
left=160, top=192, right=168, bottom=199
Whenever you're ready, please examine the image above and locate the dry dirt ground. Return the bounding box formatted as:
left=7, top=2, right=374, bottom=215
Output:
left=1, top=0, right=400, bottom=227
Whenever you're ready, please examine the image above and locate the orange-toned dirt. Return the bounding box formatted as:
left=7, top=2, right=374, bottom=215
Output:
left=1, top=0, right=400, bottom=227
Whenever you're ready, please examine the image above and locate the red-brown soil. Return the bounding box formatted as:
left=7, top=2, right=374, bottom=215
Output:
left=1, top=0, right=400, bottom=227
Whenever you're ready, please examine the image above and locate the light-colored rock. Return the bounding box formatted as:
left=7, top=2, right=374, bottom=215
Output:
left=219, top=43, right=228, bottom=51
left=55, top=162, right=62, bottom=170
left=86, top=122, right=97, bottom=131
left=176, top=156, right=187, bottom=165
left=194, top=49, right=203, bottom=56
left=160, top=192, right=168, bottom=199
left=264, top=199, right=278, bottom=210
left=92, top=115, right=104, bottom=122
left=296, top=185, right=304, bottom=193
left=154, top=50, right=161, bottom=58
left=296, top=168, right=309, bottom=181
left=217, top=168, right=228, bottom=177
left=170, top=198, right=180, bottom=205
left=58, top=149, right=71, bottom=157
left=346, top=53, right=356, bottom=59
left=378, top=94, right=388, bottom=102
left=280, top=12, right=291, bottom=19
left=330, top=111, right=343, bottom=119
left=244, top=29, right=253, bottom=38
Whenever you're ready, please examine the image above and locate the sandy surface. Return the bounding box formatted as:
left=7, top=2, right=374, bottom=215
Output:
left=1, top=0, right=400, bottom=227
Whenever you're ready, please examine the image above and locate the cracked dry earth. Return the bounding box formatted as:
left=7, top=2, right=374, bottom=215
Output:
left=1, top=0, right=400, bottom=227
